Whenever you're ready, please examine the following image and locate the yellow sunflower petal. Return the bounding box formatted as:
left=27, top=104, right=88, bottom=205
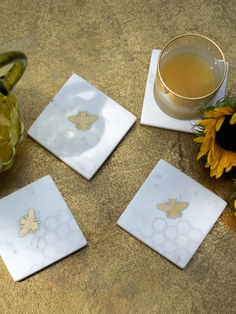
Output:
left=197, top=137, right=212, bottom=159
left=198, top=119, right=215, bottom=126
left=210, top=167, right=218, bottom=178
left=225, top=150, right=236, bottom=162
left=225, top=164, right=232, bottom=172
left=229, top=112, right=236, bottom=125
left=197, top=129, right=217, bottom=160
left=204, top=110, right=217, bottom=118
left=204, top=123, right=215, bottom=134
left=217, top=150, right=232, bottom=170
left=195, top=106, right=236, bottom=179
left=215, top=168, right=224, bottom=179
left=205, top=107, right=234, bottom=118
left=210, top=143, right=223, bottom=171
left=228, top=151, right=236, bottom=163
left=219, top=107, right=234, bottom=115
left=211, top=128, right=216, bottom=141
left=234, top=199, right=236, bottom=210
left=211, top=149, right=236, bottom=178
left=210, top=160, right=224, bottom=179
left=215, top=116, right=225, bottom=131
left=194, top=137, right=205, bottom=143
left=207, top=148, right=213, bottom=164
left=197, top=151, right=204, bottom=160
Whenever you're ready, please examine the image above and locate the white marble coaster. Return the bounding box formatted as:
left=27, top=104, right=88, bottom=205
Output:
left=140, top=50, right=229, bottom=133
left=28, top=74, right=136, bottom=180
left=117, top=160, right=226, bottom=268
left=0, top=175, right=87, bottom=281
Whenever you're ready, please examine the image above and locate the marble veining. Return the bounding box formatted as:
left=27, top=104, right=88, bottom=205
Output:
left=117, top=159, right=227, bottom=268
left=0, top=175, right=87, bottom=281
left=28, top=74, right=137, bottom=180
left=140, top=50, right=229, bottom=133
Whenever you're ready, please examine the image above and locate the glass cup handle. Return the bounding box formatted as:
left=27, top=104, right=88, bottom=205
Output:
left=0, top=51, right=27, bottom=95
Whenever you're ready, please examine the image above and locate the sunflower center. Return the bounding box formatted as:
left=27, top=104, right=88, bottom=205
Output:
left=215, top=115, right=236, bottom=152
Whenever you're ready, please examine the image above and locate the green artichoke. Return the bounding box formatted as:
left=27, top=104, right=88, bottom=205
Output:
left=0, top=93, right=24, bottom=172
left=0, top=51, right=27, bottom=173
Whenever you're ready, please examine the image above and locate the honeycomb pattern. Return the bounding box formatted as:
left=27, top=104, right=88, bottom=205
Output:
left=30, top=210, right=84, bottom=272
left=130, top=217, right=203, bottom=268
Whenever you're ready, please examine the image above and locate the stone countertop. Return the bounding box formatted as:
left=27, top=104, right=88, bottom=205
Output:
left=0, top=0, right=235, bottom=313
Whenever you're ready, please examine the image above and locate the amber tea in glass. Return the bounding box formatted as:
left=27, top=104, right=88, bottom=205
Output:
left=154, top=34, right=226, bottom=120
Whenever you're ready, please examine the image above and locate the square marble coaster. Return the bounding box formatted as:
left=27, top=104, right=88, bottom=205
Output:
left=0, top=175, right=87, bottom=281
left=28, top=74, right=136, bottom=180
left=117, top=160, right=227, bottom=268
left=140, top=50, right=229, bottom=133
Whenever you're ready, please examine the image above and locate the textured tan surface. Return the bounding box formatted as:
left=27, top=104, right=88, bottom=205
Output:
left=0, top=0, right=236, bottom=313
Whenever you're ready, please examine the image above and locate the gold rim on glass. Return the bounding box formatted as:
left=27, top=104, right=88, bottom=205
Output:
left=157, top=33, right=226, bottom=100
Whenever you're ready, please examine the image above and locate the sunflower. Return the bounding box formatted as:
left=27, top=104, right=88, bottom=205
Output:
left=232, top=179, right=236, bottom=216
left=193, top=97, right=236, bottom=179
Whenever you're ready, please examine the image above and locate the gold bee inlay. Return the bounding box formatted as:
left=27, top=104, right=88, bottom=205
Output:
left=18, top=208, right=40, bottom=237
left=68, top=111, right=99, bottom=131
left=157, top=199, right=189, bottom=219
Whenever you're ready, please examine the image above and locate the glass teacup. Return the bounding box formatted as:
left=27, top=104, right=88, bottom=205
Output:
left=154, top=34, right=226, bottom=120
